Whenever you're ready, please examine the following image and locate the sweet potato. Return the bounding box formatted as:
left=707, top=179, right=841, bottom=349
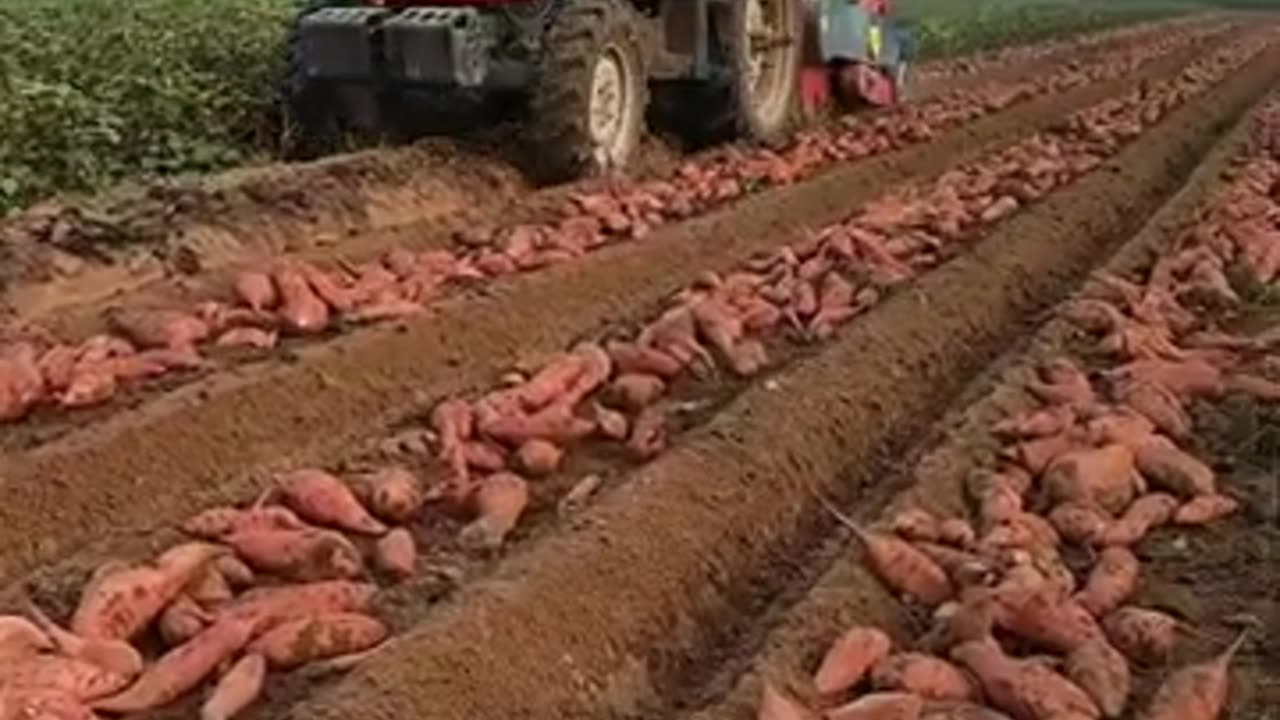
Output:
left=480, top=400, right=596, bottom=446
left=277, top=469, right=388, bottom=536
left=1049, top=504, right=1112, bottom=546
left=349, top=466, right=424, bottom=524
left=273, top=265, right=331, bottom=334
left=913, top=543, right=994, bottom=587
left=1043, top=445, right=1141, bottom=515
left=1065, top=640, right=1130, bottom=719
left=1075, top=547, right=1139, bottom=617
left=72, top=542, right=224, bottom=641
left=607, top=373, right=667, bottom=411
left=606, top=340, right=684, bottom=379
left=1138, top=633, right=1245, bottom=720
left=223, top=581, right=377, bottom=631
left=980, top=513, right=1060, bottom=552
left=1224, top=372, right=1280, bottom=401
left=159, top=595, right=211, bottom=647
left=993, top=406, right=1077, bottom=440
left=516, top=439, right=563, bottom=476
left=223, top=528, right=364, bottom=581
left=1028, top=359, right=1096, bottom=407
left=823, top=499, right=953, bottom=606
left=1107, top=359, right=1223, bottom=399
left=1102, top=607, right=1179, bottom=664
left=0, top=343, right=45, bottom=421
left=892, top=508, right=942, bottom=542
left=813, top=626, right=893, bottom=698
left=560, top=342, right=613, bottom=406
left=59, top=366, right=116, bottom=408
left=826, top=692, right=924, bottom=720
left=463, top=440, right=508, bottom=472
left=975, top=482, right=1024, bottom=526
left=0, top=690, right=97, bottom=720
left=1132, top=436, right=1215, bottom=498
left=459, top=472, right=529, bottom=549
left=937, top=519, right=976, bottom=548
left=918, top=589, right=996, bottom=654
left=247, top=612, right=387, bottom=670
left=186, top=567, right=234, bottom=607
left=1098, top=493, right=1178, bottom=546
left=107, top=308, right=210, bottom=350
left=5, top=655, right=131, bottom=700
left=627, top=405, right=667, bottom=460
left=0, top=616, right=53, bottom=661
left=919, top=701, right=1014, bottom=720
left=213, top=556, right=255, bottom=588
left=375, top=528, right=417, bottom=581
left=992, top=584, right=1104, bottom=654
left=950, top=638, right=1100, bottom=720
left=200, top=652, right=266, bottom=720
left=1172, top=494, right=1239, bottom=525
left=870, top=653, right=977, bottom=702
left=1115, top=380, right=1190, bottom=439
left=215, top=327, right=278, bottom=350
left=22, top=599, right=142, bottom=680
left=1005, top=433, right=1084, bottom=476
left=181, top=505, right=308, bottom=540
left=1083, top=409, right=1155, bottom=451
left=592, top=402, right=629, bottom=440
left=93, top=616, right=256, bottom=714
left=758, top=681, right=818, bottom=720
left=234, top=272, right=277, bottom=312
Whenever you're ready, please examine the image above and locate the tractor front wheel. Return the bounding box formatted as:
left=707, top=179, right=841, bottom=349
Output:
left=526, top=0, right=649, bottom=182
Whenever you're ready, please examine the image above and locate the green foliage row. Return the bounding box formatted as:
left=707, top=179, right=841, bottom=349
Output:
left=0, top=0, right=1254, bottom=216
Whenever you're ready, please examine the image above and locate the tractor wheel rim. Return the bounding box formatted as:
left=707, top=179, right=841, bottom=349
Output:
left=589, top=46, right=632, bottom=166
left=745, top=0, right=768, bottom=89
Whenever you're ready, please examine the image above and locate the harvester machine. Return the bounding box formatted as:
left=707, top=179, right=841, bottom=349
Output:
left=285, top=0, right=909, bottom=180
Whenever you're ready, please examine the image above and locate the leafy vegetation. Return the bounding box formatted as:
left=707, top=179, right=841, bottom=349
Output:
left=0, top=0, right=1271, bottom=215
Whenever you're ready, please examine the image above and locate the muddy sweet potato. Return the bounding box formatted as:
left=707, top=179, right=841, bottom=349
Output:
left=273, top=265, right=331, bottom=334
left=200, top=652, right=266, bottom=720
left=234, top=272, right=277, bottom=312
left=606, top=340, right=684, bottom=379
left=73, top=543, right=225, bottom=641
left=0, top=689, right=98, bottom=720
left=1043, top=445, right=1141, bottom=515
left=277, top=469, right=388, bottom=536
left=993, top=406, right=1078, bottom=440
left=950, top=638, right=1100, bottom=720
left=937, top=519, right=976, bottom=548
left=824, top=500, right=953, bottom=606
left=607, top=373, right=667, bottom=411
left=919, top=701, right=1015, bottom=720
left=1132, top=436, right=1215, bottom=498
left=592, top=402, right=629, bottom=440
left=375, top=528, right=417, bottom=581
left=0, top=615, right=53, bottom=662
left=223, top=528, right=364, bottom=581
left=0, top=348, right=47, bottom=421
left=1114, top=380, right=1190, bottom=439
left=826, top=692, right=924, bottom=720
left=181, top=505, right=308, bottom=540
left=459, top=472, right=530, bottom=549
left=813, top=626, right=893, bottom=698
left=247, top=612, right=387, bottom=670
left=215, top=327, right=278, bottom=350
left=223, top=581, right=377, bottom=631
left=4, top=654, right=131, bottom=701
left=870, top=653, right=978, bottom=702
left=1049, top=504, right=1112, bottom=546
left=627, top=405, right=668, bottom=460
left=22, top=599, right=142, bottom=680
left=349, top=466, right=424, bottom=524
left=516, top=439, right=564, bottom=476
left=108, top=308, right=210, bottom=350
left=1102, top=607, right=1180, bottom=664
left=992, top=584, right=1104, bottom=654
left=159, top=595, right=212, bottom=647
left=1137, top=633, right=1245, bottom=720
left=1098, top=493, right=1178, bottom=546
left=1075, top=547, right=1140, bottom=617
left=1065, top=639, right=1130, bottom=719
left=892, top=508, right=942, bottom=543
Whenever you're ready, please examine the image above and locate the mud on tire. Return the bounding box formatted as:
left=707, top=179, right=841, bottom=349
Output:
left=526, top=0, right=649, bottom=183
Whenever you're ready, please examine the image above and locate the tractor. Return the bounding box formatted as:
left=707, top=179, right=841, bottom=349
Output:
left=283, top=0, right=910, bottom=181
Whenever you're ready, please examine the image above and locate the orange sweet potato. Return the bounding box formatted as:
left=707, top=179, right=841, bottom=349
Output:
left=22, top=599, right=142, bottom=679
left=870, top=653, right=978, bottom=702
left=107, top=308, right=210, bottom=350
left=1115, top=380, right=1190, bottom=439
left=459, top=472, right=530, bottom=549
left=913, top=543, right=994, bottom=587
left=72, top=543, right=224, bottom=641
left=516, top=439, right=564, bottom=476
left=993, top=406, right=1077, bottom=440
left=824, top=500, right=953, bottom=606
left=1048, top=504, right=1112, bottom=546
left=1172, top=494, right=1239, bottom=526
left=1137, top=633, right=1245, bottom=720
left=215, top=327, right=278, bottom=350
left=938, top=519, right=976, bottom=548
left=1065, top=640, right=1130, bottom=719
left=1224, top=372, right=1280, bottom=401
left=992, top=584, right=1104, bottom=654
left=1098, top=493, right=1178, bottom=546
left=349, top=466, right=424, bottom=524
left=223, top=581, right=376, bottom=631
left=200, top=652, right=266, bottom=720
left=213, top=556, right=255, bottom=589
left=607, top=373, right=667, bottom=411
left=234, top=272, right=277, bottom=312
left=979, top=513, right=1060, bottom=553
left=480, top=400, right=596, bottom=446
left=627, top=405, right=667, bottom=460
left=181, top=505, right=308, bottom=540
left=248, top=613, right=388, bottom=670
left=276, top=469, right=387, bottom=536
left=186, top=567, right=234, bottom=608
left=273, top=265, right=330, bottom=335
left=592, top=402, right=629, bottom=440
left=606, top=340, right=684, bottom=379
left=375, top=528, right=417, bottom=581
left=1106, top=359, right=1223, bottom=399
left=826, top=692, right=924, bottom=720
left=0, top=689, right=97, bottom=720
left=0, top=615, right=53, bottom=661
left=93, top=617, right=256, bottom=713
left=1027, top=359, right=1096, bottom=407
left=950, top=638, right=1100, bottom=720
left=892, top=508, right=942, bottom=542
left=159, top=595, right=213, bottom=647
left=463, top=440, right=508, bottom=472
left=1043, top=445, right=1141, bottom=515
left=919, top=701, right=1015, bottom=720
left=223, top=528, right=364, bottom=581
left=1102, top=607, right=1180, bottom=665
left=1005, top=433, right=1085, bottom=476
left=758, top=681, right=818, bottom=720
left=812, top=626, right=893, bottom=698
left=1132, top=436, right=1215, bottom=498
left=1074, top=547, right=1139, bottom=617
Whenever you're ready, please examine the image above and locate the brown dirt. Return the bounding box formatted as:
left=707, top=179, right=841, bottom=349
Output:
left=676, top=82, right=1280, bottom=720
left=0, top=28, right=1222, bottom=593
left=267, top=43, right=1280, bottom=720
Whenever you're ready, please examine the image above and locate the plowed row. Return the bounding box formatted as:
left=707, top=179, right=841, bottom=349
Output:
left=0, top=16, right=1275, bottom=720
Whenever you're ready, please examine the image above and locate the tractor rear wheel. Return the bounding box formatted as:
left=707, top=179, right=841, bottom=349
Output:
left=281, top=2, right=347, bottom=158
left=526, top=0, right=649, bottom=182
left=677, top=0, right=802, bottom=146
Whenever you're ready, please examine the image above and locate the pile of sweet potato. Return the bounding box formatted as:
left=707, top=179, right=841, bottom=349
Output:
left=0, top=24, right=1226, bottom=427
left=757, top=99, right=1280, bottom=720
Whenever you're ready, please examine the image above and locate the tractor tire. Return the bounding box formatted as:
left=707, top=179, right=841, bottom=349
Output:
left=525, top=0, right=649, bottom=183
left=281, top=2, right=347, bottom=159
left=676, top=0, right=803, bottom=147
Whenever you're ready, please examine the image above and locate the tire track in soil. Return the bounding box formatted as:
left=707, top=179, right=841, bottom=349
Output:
left=274, top=41, right=1280, bottom=720
left=0, top=29, right=1237, bottom=590
left=673, top=82, right=1280, bottom=720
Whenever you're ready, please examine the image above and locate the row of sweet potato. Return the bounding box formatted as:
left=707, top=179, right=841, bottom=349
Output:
left=755, top=98, right=1280, bottom=720
left=0, top=22, right=1230, bottom=426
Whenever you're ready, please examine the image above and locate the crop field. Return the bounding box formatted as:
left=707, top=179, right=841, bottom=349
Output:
left=0, top=6, right=1278, bottom=720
